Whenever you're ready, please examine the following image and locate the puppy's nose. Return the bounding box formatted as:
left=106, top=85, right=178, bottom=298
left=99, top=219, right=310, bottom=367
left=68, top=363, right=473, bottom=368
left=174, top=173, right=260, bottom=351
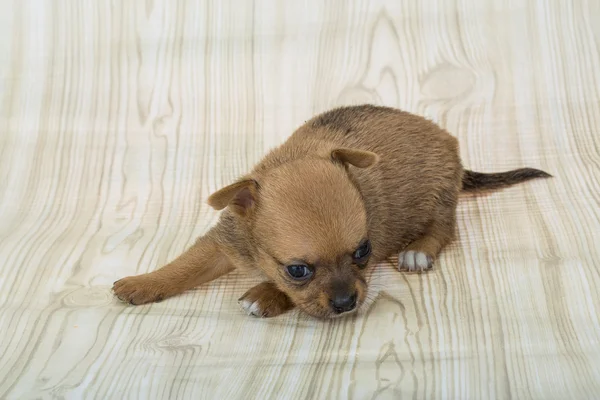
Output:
left=330, top=293, right=357, bottom=314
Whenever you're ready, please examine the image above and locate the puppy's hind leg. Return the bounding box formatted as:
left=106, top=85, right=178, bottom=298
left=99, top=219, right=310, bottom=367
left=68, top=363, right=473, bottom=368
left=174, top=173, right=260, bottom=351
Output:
left=398, top=205, right=457, bottom=273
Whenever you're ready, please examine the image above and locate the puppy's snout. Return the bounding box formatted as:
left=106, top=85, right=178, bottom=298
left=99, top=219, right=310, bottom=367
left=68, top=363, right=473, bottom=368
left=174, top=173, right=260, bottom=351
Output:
left=330, top=292, right=357, bottom=314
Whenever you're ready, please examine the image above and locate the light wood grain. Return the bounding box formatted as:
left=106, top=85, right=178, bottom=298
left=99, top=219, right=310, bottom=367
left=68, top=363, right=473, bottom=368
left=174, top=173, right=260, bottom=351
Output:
left=1, top=0, right=599, bottom=398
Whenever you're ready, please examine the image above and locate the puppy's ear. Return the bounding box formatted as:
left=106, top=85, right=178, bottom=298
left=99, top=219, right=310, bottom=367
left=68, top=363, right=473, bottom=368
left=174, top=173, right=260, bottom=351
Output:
left=207, top=179, right=258, bottom=216
left=331, top=148, right=379, bottom=168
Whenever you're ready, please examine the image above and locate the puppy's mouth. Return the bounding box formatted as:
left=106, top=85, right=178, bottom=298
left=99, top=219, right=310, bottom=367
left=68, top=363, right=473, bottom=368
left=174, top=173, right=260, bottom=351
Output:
left=325, top=301, right=363, bottom=319
left=298, top=295, right=364, bottom=319
left=300, top=306, right=360, bottom=320
left=329, top=307, right=359, bottom=319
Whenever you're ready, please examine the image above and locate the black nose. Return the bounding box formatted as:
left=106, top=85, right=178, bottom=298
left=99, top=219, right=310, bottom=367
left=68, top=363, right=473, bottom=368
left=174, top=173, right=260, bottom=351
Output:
left=330, top=293, right=357, bottom=313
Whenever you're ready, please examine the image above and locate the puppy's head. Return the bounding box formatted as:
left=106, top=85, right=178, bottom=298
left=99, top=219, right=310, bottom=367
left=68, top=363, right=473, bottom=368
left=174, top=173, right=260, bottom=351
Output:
left=209, top=148, right=379, bottom=318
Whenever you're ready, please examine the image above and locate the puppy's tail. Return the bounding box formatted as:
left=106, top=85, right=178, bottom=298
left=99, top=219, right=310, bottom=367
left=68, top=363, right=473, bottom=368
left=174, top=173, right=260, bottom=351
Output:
left=461, top=168, right=552, bottom=192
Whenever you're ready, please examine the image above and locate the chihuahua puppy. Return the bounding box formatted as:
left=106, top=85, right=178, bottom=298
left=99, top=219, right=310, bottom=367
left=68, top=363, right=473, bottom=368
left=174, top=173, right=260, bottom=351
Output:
left=113, top=105, right=550, bottom=318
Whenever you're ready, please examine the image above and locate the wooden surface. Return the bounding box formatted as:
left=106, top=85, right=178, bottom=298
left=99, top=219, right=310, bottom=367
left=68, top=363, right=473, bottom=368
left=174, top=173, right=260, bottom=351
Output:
left=1, top=1, right=599, bottom=399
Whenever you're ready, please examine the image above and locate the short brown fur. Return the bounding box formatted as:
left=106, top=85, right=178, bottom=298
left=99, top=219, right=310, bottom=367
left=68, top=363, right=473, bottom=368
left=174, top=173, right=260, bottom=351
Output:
left=113, top=105, right=551, bottom=319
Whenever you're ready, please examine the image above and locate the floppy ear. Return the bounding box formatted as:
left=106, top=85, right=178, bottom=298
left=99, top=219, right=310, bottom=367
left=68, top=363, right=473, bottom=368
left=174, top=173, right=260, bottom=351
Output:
left=207, top=179, right=258, bottom=216
left=331, top=148, right=379, bottom=168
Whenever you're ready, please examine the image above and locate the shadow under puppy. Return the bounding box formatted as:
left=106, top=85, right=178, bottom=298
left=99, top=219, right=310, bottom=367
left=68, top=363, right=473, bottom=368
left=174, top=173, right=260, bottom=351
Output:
left=113, top=105, right=551, bottom=319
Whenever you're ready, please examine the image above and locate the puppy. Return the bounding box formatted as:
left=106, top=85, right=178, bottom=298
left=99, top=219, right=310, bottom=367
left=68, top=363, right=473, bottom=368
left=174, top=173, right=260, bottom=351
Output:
left=112, top=105, right=551, bottom=319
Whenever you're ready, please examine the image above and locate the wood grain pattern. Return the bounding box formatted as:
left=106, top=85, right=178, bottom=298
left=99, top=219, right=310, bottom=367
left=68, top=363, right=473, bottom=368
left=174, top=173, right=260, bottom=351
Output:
left=1, top=0, right=599, bottom=398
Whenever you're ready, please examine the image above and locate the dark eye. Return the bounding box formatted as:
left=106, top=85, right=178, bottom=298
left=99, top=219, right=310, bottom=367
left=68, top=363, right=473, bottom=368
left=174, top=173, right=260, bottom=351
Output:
left=286, top=264, right=313, bottom=280
left=353, top=240, right=371, bottom=262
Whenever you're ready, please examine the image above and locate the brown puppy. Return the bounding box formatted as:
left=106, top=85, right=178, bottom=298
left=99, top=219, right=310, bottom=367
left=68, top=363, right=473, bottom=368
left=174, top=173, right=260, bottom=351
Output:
left=112, top=105, right=551, bottom=319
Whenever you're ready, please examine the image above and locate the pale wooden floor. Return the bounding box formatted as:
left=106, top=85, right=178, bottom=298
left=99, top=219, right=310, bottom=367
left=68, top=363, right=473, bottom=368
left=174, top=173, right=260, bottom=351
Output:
left=1, top=1, right=599, bottom=399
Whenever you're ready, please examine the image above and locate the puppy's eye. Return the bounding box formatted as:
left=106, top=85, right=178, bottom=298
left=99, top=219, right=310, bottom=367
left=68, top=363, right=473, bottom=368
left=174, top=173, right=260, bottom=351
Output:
left=353, top=240, right=371, bottom=262
left=286, top=264, right=313, bottom=280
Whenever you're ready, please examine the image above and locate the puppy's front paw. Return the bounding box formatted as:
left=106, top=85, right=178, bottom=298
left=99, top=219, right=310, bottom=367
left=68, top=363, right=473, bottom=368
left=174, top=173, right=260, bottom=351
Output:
left=398, top=250, right=433, bottom=273
left=238, top=281, right=293, bottom=318
left=112, top=274, right=169, bottom=305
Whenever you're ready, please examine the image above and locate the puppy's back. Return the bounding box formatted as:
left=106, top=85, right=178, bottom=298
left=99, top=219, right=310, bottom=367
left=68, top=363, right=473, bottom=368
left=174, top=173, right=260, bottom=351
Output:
left=306, top=105, right=460, bottom=167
